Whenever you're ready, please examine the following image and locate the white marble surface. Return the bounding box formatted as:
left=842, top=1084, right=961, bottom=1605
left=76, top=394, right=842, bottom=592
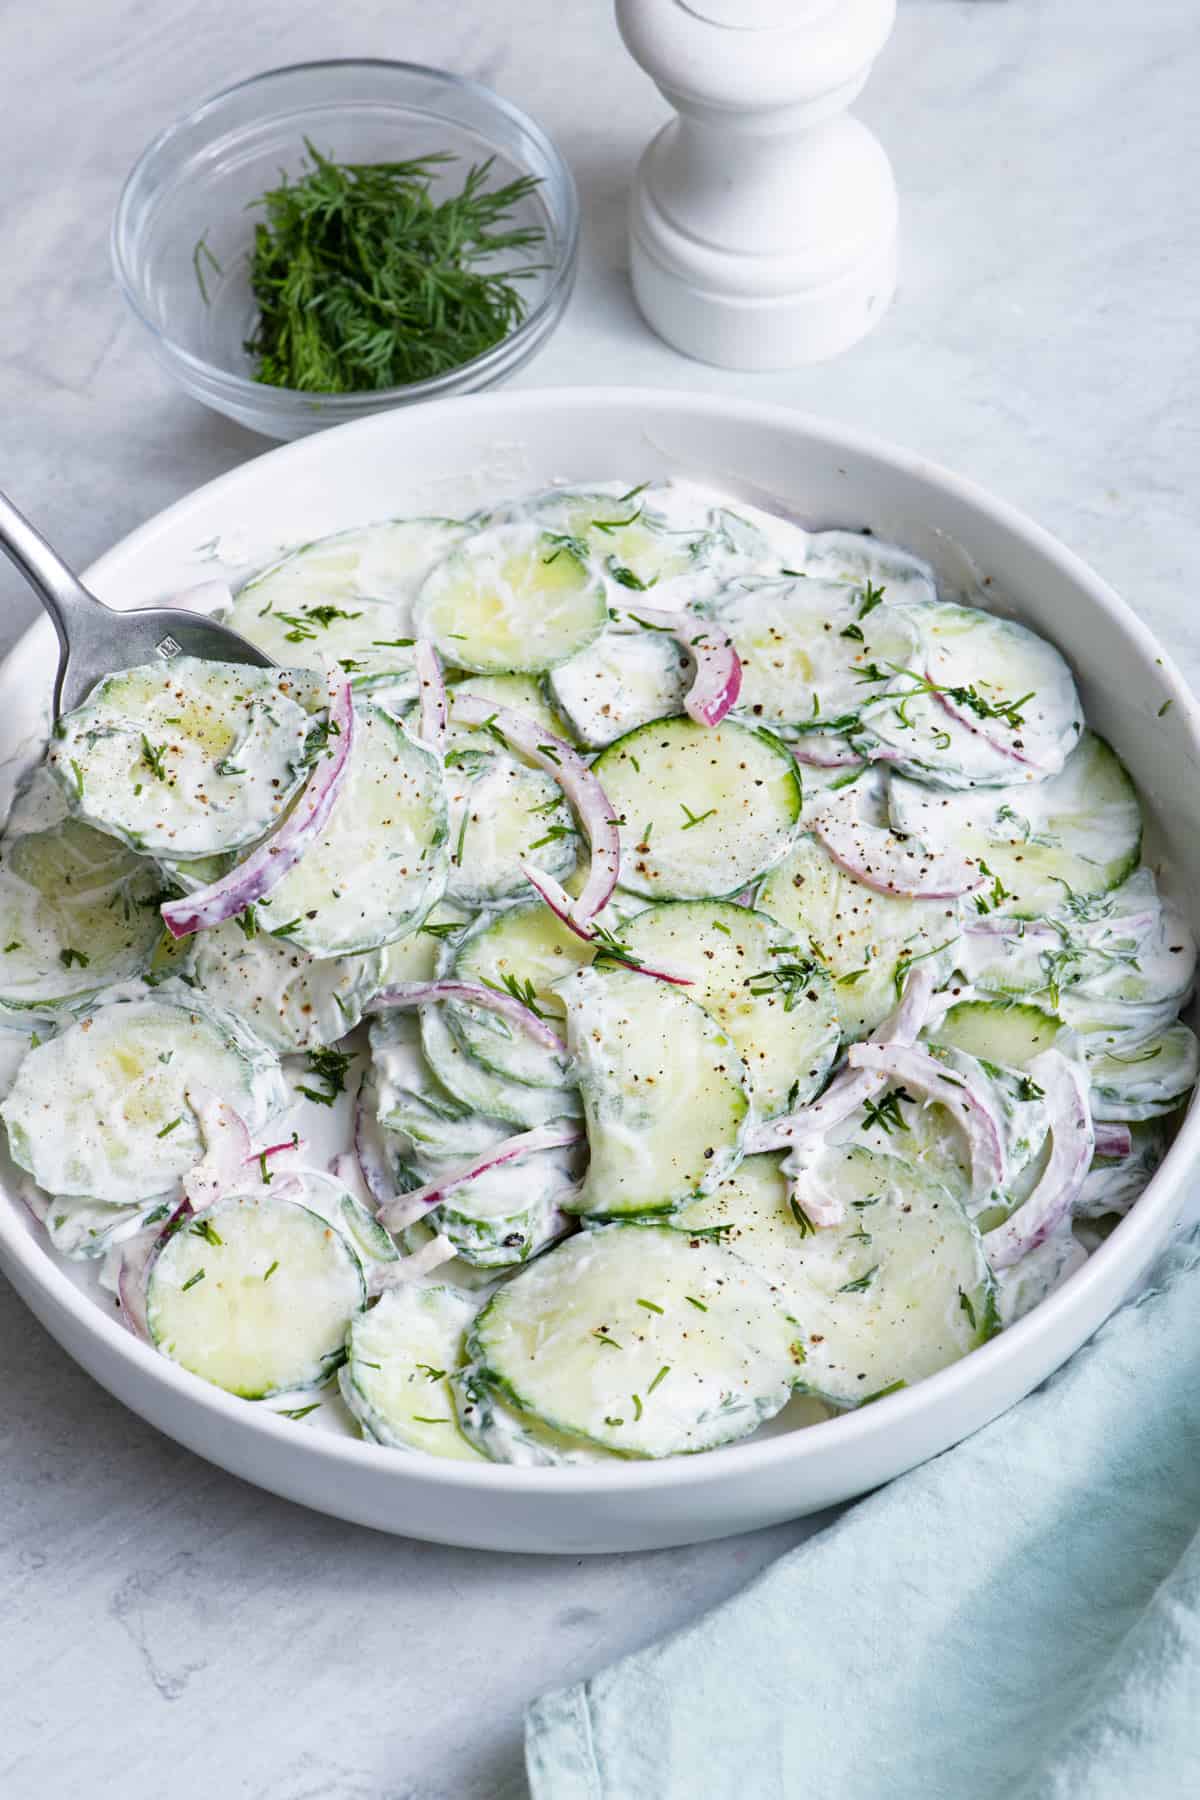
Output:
left=2, top=2, right=1197, bottom=1796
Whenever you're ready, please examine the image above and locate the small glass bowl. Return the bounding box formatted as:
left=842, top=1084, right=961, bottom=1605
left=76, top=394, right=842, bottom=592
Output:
left=112, top=60, right=580, bottom=441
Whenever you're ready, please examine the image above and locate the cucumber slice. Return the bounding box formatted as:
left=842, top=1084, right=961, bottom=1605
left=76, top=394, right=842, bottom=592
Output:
left=702, top=573, right=918, bottom=734
left=190, top=919, right=383, bottom=1052
left=1, top=993, right=286, bottom=1205
left=757, top=833, right=961, bottom=1038
left=442, top=902, right=595, bottom=1089
left=561, top=965, right=750, bottom=1218
left=451, top=1364, right=615, bottom=1465
left=1076, top=1119, right=1166, bottom=1220
left=6, top=762, right=70, bottom=837
left=237, top=516, right=463, bottom=619
left=592, top=717, right=801, bottom=901
left=519, top=481, right=774, bottom=607
left=270, top=1168, right=398, bottom=1267
left=448, top=674, right=567, bottom=739
left=230, top=593, right=421, bottom=697
left=467, top=1224, right=802, bottom=1457
left=926, top=999, right=1066, bottom=1071
left=888, top=731, right=1141, bottom=918
left=614, top=900, right=839, bottom=1117
left=43, top=1191, right=172, bottom=1261
left=548, top=631, right=690, bottom=749
left=682, top=1144, right=995, bottom=1409
left=855, top=602, right=1083, bottom=786
left=420, top=1004, right=581, bottom=1129
left=444, top=744, right=578, bottom=907
left=374, top=902, right=471, bottom=989
left=256, top=702, right=447, bottom=956
left=802, top=532, right=938, bottom=607
left=146, top=1193, right=365, bottom=1398
left=50, top=659, right=315, bottom=858
left=420, top=1139, right=578, bottom=1267
left=340, top=1284, right=484, bottom=1460
left=0, top=814, right=164, bottom=1017
left=414, top=522, right=608, bottom=673
left=1086, top=1022, right=1199, bottom=1120
left=369, top=1011, right=517, bottom=1157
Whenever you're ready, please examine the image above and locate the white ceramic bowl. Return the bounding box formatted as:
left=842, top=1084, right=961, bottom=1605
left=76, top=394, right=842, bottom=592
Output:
left=2, top=389, right=1196, bottom=1553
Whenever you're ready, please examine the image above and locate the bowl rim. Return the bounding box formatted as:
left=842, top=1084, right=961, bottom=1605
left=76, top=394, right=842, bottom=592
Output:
left=3, top=383, right=1197, bottom=1499
left=109, top=57, right=581, bottom=412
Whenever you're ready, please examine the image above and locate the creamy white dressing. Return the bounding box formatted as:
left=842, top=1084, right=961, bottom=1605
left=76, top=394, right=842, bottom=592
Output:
left=9, top=475, right=1193, bottom=1464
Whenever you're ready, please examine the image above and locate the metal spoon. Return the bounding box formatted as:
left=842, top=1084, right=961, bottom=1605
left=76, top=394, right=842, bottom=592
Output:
left=0, top=489, right=274, bottom=720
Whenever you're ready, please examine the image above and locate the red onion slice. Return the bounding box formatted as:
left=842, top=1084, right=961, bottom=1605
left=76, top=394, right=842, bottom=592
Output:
left=811, top=803, right=984, bottom=902
left=612, top=603, right=742, bottom=727
left=848, top=1041, right=1008, bottom=1209
left=451, top=694, right=619, bottom=923
left=748, top=964, right=937, bottom=1155
left=182, top=1086, right=253, bottom=1209
left=117, top=1194, right=193, bottom=1342
left=161, top=673, right=355, bottom=938
left=369, top=978, right=569, bottom=1057
left=983, top=1052, right=1094, bottom=1269
left=521, top=866, right=693, bottom=987
left=1093, top=1121, right=1133, bottom=1159
left=789, top=737, right=868, bottom=770
left=413, top=639, right=447, bottom=754
left=377, top=1121, right=584, bottom=1232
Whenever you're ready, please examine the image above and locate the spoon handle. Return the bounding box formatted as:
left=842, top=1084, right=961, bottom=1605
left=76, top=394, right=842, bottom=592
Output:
left=0, top=488, right=107, bottom=666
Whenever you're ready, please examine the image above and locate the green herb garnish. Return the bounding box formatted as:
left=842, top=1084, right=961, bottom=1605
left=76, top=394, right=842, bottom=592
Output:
left=228, top=142, right=546, bottom=393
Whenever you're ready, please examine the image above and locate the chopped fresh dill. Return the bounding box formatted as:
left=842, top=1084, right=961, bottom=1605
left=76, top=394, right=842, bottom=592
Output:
left=958, top=1287, right=977, bottom=1331
left=192, top=231, right=223, bottom=306
left=232, top=141, right=547, bottom=393
left=59, top=946, right=90, bottom=970
left=482, top=972, right=548, bottom=1018
left=279, top=1402, right=321, bottom=1421
left=647, top=1364, right=671, bottom=1395
left=181, top=1268, right=206, bottom=1293
left=838, top=1265, right=879, bottom=1294
left=140, top=736, right=168, bottom=781
left=861, top=1089, right=914, bottom=1136
left=679, top=802, right=717, bottom=830
left=790, top=1198, right=816, bottom=1238
left=636, top=1298, right=664, bottom=1314
left=190, top=1218, right=224, bottom=1247
left=303, top=1045, right=354, bottom=1103
left=155, top=1115, right=184, bottom=1139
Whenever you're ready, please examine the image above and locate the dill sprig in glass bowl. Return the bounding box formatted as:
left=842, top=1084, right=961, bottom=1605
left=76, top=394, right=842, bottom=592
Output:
left=112, top=61, right=580, bottom=440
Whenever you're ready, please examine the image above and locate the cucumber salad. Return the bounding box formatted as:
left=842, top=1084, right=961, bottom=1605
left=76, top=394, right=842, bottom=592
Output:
left=4, top=479, right=1194, bottom=1465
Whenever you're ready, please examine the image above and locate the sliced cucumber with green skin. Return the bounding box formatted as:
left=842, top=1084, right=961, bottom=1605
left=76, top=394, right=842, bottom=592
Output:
left=414, top=521, right=608, bottom=674
left=369, top=1012, right=516, bottom=1157
left=1076, top=1119, right=1166, bottom=1220
left=340, top=1284, right=484, bottom=1460
left=467, top=1224, right=802, bottom=1457
left=449, top=673, right=569, bottom=740
left=444, top=745, right=578, bottom=907
left=614, top=900, right=840, bottom=1118
left=518, top=481, right=775, bottom=608
left=238, top=516, right=464, bottom=616
left=400, top=1218, right=512, bottom=1292
left=802, top=532, right=938, bottom=607
left=702, top=573, right=918, bottom=734
left=888, top=731, right=1141, bottom=918
left=417, top=1140, right=578, bottom=1267
left=548, top=631, right=690, bottom=749
left=0, top=814, right=165, bottom=1017
left=443, top=908, right=583, bottom=1091
left=230, top=594, right=422, bottom=697
left=926, top=999, right=1066, bottom=1071
left=451, top=1364, right=614, bottom=1465
left=561, top=965, right=749, bottom=1219
left=190, top=918, right=383, bottom=1053
left=1, top=992, right=286, bottom=1205
left=50, top=659, right=315, bottom=859
left=256, top=703, right=447, bottom=956
left=757, top=833, right=961, bottom=1039
left=854, top=602, right=1083, bottom=786
left=374, top=902, right=471, bottom=989
left=686, top=1144, right=995, bottom=1409
left=1086, top=1022, right=1199, bottom=1121
left=592, top=717, right=801, bottom=901
left=6, top=762, right=70, bottom=837
left=146, top=1193, right=365, bottom=1398
left=271, top=1168, right=398, bottom=1266
left=420, top=1004, right=582, bottom=1129
left=43, top=1191, right=173, bottom=1261
left=960, top=869, right=1181, bottom=1003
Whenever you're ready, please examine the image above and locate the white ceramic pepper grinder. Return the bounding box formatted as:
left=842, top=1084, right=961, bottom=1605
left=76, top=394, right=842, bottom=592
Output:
left=615, top=0, right=898, bottom=368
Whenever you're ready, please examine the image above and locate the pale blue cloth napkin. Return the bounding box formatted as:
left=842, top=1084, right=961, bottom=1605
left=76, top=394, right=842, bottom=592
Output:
left=526, top=1227, right=1200, bottom=1799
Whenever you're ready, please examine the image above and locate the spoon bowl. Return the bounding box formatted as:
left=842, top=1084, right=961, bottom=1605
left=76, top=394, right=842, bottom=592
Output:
left=0, top=489, right=273, bottom=719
